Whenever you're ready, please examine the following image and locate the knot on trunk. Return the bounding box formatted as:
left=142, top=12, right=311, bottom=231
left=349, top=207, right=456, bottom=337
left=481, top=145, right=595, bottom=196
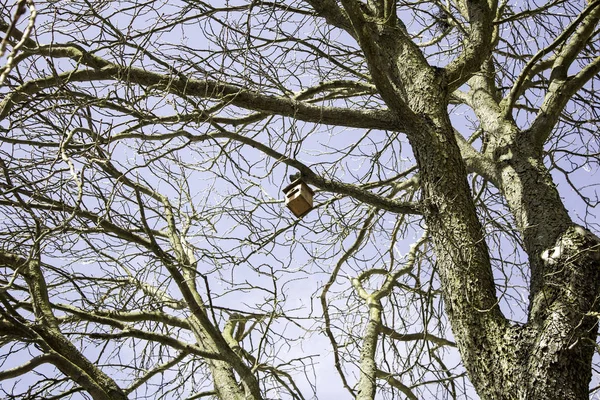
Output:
left=540, top=225, right=600, bottom=266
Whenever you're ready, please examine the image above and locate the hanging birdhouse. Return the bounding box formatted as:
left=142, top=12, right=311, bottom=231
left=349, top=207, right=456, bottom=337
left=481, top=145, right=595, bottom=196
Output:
left=282, top=177, right=314, bottom=218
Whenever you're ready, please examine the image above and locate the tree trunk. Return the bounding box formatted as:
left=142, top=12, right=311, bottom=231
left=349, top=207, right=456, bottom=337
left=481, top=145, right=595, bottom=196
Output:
left=338, top=6, right=600, bottom=398
left=495, top=138, right=600, bottom=399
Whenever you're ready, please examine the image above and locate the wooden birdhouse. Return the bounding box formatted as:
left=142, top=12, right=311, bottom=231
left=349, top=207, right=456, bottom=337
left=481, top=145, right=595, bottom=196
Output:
left=282, top=178, right=314, bottom=218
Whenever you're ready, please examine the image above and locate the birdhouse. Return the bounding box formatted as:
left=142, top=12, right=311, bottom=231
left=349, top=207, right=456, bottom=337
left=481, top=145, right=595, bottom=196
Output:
left=282, top=178, right=314, bottom=218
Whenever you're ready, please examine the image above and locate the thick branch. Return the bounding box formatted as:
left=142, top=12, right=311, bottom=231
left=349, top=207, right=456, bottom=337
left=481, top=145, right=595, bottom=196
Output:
left=445, top=0, right=496, bottom=90
left=529, top=54, right=600, bottom=146
left=114, top=126, right=422, bottom=214
left=0, top=354, right=57, bottom=380
left=379, top=325, right=456, bottom=347
left=503, top=0, right=600, bottom=117
left=0, top=250, right=129, bottom=400
left=303, top=0, right=355, bottom=37
left=0, top=62, right=405, bottom=131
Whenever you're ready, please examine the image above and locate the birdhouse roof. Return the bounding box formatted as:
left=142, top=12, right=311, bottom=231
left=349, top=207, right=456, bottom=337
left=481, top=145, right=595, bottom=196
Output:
left=282, top=178, right=315, bottom=195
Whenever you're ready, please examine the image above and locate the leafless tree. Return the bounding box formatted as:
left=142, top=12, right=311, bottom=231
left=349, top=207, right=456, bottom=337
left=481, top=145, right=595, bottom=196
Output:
left=0, top=0, right=599, bottom=399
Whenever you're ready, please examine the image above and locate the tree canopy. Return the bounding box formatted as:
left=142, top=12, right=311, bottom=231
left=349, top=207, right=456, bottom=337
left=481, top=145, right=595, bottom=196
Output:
left=0, top=1, right=599, bottom=399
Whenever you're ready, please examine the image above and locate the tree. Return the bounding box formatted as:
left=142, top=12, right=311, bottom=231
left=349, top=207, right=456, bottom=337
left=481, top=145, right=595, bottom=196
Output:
left=0, top=0, right=599, bottom=399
